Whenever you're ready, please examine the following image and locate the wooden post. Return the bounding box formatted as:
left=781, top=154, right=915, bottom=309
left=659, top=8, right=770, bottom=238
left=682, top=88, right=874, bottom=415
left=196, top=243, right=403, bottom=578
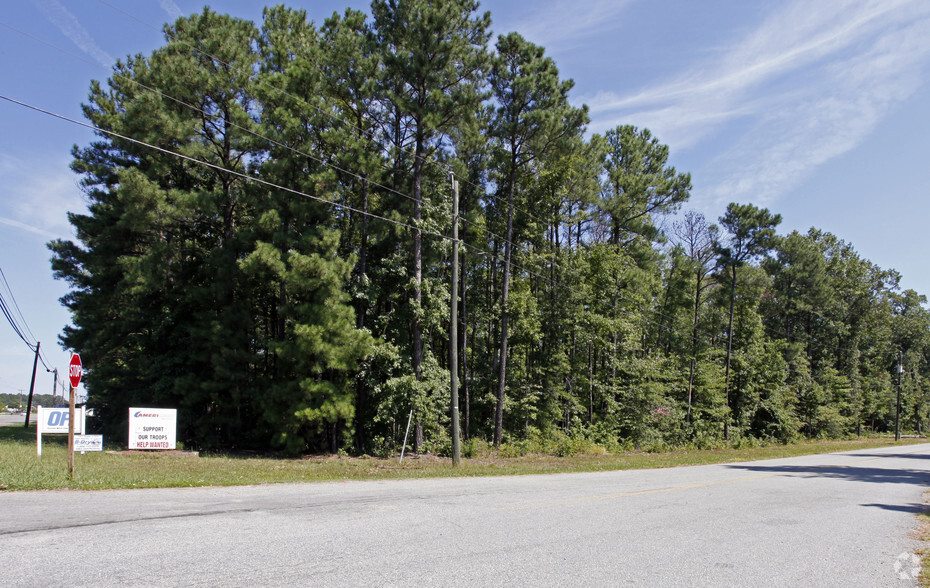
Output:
left=36, top=405, right=42, bottom=456
left=399, top=408, right=413, bottom=464
left=68, top=384, right=75, bottom=479
left=896, top=352, right=903, bottom=442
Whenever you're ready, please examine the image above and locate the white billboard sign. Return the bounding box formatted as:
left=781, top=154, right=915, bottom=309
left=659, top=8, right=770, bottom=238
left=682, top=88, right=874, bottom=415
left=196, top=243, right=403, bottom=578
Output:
left=36, top=406, right=87, bottom=456
left=128, top=408, right=177, bottom=450
left=37, top=406, right=85, bottom=434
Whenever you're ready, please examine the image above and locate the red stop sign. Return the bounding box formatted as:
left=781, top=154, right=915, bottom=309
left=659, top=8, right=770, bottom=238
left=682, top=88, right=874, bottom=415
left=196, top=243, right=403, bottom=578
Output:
left=69, top=353, right=82, bottom=388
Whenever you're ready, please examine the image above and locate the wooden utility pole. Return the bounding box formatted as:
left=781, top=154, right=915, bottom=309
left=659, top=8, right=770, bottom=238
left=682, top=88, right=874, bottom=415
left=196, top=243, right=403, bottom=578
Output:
left=896, top=352, right=903, bottom=442
left=449, top=173, right=462, bottom=466
left=23, top=341, right=40, bottom=429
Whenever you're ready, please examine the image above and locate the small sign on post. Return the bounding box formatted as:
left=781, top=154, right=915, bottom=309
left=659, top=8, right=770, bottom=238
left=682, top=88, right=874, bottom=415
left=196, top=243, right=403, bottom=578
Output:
left=74, top=435, right=103, bottom=452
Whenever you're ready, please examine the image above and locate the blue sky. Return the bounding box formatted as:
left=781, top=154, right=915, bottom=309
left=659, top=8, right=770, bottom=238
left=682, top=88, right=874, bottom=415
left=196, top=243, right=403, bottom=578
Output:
left=1, top=0, right=929, bottom=399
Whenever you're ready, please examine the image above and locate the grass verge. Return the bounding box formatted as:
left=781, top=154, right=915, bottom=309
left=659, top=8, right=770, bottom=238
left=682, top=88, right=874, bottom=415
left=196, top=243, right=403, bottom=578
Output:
left=916, top=493, right=930, bottom=586
left=0, top=425, right=924, bottom=492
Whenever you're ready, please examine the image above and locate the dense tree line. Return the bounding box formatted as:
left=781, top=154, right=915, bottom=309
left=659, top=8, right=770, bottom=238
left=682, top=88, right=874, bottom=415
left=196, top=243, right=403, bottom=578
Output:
left=1, top=393, right=58, bottom=411
left=50, top=2, right=930, bottom=454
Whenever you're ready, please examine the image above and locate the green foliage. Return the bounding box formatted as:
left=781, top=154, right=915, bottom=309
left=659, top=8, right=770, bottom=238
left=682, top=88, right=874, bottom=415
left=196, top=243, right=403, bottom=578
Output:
left=497, top=428, right=606, bottom=458
left=1, top=394, right=58, bottom=409
left=47, top=2, right=930, bottom=457
left=600, top=125, right=691, bottom=248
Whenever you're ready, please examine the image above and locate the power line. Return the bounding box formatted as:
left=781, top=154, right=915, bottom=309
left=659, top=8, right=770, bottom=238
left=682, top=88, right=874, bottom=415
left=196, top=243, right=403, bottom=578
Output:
left=2, top=89, right=711, bottom=355
left=0, top=266, right=58, bottom=376
left=0, top=102, right=783, bottom=396
left=0, top=290, right=34, bottom=349
left=8, top=7, right=648, bottom=339
left=91, top=2, right=452, bottom=216
left=3, top=13, right=903, bottom=415
left=37, top=349, right=53, bottom=372
left=0, top=266, right=38, bottom=345
left=2, top=16, right=558, bottom=273
left=0, top=271, right=36, bottom=347
left=0, top=20, right=447, bottom=222
left=0, top=94, right=451, bottom=242
left=93, top=1, right=557, bottom=232
left=10, top=10, right=511, bottom=241
left=2, top=10, right=710, bottom=352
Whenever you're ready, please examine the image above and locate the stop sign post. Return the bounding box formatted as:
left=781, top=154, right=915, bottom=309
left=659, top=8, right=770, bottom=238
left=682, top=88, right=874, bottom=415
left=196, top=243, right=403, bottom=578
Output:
left=67, top=352, right=81, bottom=479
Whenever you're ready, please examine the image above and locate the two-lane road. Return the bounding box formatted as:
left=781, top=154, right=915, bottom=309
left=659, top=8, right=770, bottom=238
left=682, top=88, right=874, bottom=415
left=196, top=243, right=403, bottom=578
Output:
left=2, top=444, right=929, bottom=586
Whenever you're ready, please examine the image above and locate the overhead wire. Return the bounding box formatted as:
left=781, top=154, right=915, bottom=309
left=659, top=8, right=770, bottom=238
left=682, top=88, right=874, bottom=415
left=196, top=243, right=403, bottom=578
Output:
left=0, top=267, right=38, bottom=351
left=89, top=2, right=682, bottom=341
left=93, top=0, right=555, bottom=232
left=93, top=2, right=455, bottom=219
left=3, top=12, right=575, bottom=298
left=0, top=60, right=718, bottom=352
left=0, top=266, right=54, bottom=373
left=0, top=94, right=450, bottom=241
left=0, top=20, right=446, bottom=221
left=0, top=266, right=38, bottom=345
left=0, top=290, right=34, bottom=349
left=0, top=4, right=910, bottom=418
left=1, top=90, right=711, bottom=354
left=3, top=7, right=721, bottom=353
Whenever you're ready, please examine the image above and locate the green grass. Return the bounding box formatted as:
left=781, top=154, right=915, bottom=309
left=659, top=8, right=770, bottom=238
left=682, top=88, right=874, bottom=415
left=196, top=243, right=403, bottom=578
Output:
left=0, top=424, right=925, bottom=492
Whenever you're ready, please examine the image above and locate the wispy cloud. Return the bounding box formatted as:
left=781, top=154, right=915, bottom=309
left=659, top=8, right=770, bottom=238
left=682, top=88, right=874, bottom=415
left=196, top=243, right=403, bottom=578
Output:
left=0, top=216, right=60, bottom=240
left=498, top=0, right=632, bottom=50
left=583, top=0, right=930, bottom=207
left=32, top=0, right=114, bottom=69
left=0, top=154, right=83, bottom=241
left=159, top=0, right=183, bottom=21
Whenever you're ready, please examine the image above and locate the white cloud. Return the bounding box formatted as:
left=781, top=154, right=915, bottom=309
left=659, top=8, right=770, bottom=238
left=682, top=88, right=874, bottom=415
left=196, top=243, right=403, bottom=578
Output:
left=0, top=154, right=84, bottom=241
left=0, top=216, right=60, bottom=240
left=498, top=0, right=632, bottom=49
left=32, top=0, right=114, bottom=69
left=159, top=0, right=183, bottom=21
left=582, top=0, right=930, bottom=206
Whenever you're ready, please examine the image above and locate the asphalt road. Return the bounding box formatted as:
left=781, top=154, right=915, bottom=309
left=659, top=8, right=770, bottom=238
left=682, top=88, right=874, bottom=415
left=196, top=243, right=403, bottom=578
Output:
left=2, top=444, right=929, bottom=587
left=0, top=413, right=27, bottom=427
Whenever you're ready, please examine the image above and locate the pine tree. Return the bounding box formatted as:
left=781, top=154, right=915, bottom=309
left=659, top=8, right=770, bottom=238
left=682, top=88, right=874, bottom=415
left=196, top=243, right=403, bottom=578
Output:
left=717, top=203, right=781, bottom=439
left=487, top=32, right=587, bottom=445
